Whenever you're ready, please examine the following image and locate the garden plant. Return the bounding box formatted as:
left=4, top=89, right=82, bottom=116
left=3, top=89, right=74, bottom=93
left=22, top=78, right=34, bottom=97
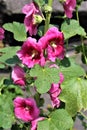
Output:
left=0, top=0, right=87, bottom=129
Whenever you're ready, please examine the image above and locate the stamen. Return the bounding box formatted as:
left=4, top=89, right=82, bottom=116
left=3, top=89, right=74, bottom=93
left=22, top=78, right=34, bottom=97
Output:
left=50, top=41, right=57, bottom=48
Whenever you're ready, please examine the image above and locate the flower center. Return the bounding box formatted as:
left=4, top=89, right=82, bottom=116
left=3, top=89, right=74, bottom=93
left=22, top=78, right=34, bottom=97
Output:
left=31, top=50, right=38, bottom=58
left=25, top=106, right=30, bottom=111
left=50, top=41, right=57, bottom=48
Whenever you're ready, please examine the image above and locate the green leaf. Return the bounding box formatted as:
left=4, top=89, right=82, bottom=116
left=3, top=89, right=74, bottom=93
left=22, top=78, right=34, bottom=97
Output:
left=38, top=109, right=73, bottom=130
left=30, top=65, right=60, bottom=93
left=0, top=63, right=5, bottom=69
left=3, top=22, right=27, bottom=41
left=60, top=57, right=85, bottom=84
left=0, top=94, right=15, bottom=129
left=61, top=19, right=86, bottom=40
left=59, top=78, right=87, bottom=117
left=0, top=46, right=20, bottom=66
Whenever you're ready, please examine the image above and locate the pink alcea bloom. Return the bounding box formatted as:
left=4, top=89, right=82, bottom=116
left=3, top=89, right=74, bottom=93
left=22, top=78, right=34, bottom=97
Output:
left=63, top=0, right=76, bottom=18
left=22, top=2, right=43, bottom=36
left=12, top=65, right=26, bottom=87
left=31, top=117, right=45, bottom=130
left=17, top=37, right=45, bottom=68
left=13, top=97, right=40, bottom=122
left=49, top=73, right=64, bottom=108
left=0, top=27, right=4, bottom=40
left=38, top=27, right=64, bottom=62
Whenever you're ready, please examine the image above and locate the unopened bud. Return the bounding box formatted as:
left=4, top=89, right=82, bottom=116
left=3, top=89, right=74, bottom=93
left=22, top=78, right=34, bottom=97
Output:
left=43, top=5, right=52, bottom=13
left=33, top=14, right=43, bottom=25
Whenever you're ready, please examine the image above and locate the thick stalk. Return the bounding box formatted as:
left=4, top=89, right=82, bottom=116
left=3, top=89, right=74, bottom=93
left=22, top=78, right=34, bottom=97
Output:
left=81, top=36, right=87, bottom=64
left=76, top=7, right=87, bottom=64
left=44, top=0, right=53, bottom=34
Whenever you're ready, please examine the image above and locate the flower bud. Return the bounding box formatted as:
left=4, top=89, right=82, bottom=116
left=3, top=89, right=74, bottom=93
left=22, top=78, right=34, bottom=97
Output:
left=33, top=14, right=43, bottom=25
left=43, top=5, right=52, bottom=13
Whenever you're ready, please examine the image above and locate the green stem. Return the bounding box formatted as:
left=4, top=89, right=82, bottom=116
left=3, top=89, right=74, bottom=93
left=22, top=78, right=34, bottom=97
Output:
left=76, top=7, right=79, bottom=23
left=76, top=7, right=87, bottom=64
left=79, top=112, right=87, bottom=120
left=44, top=0, right=53, bottom=34
left=81, top=36, right=87, bottom=64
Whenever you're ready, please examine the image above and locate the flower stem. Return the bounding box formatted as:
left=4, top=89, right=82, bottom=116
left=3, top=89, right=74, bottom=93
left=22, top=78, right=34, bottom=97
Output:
left=79, top=112, right=87, bottom=120
left=81, top=36, right=87, bottom=64
left=44, top=0, right=53, bottom=34
left=76, top=7, right=79, bottom=23
left=76, top=6, right=87, bottom=64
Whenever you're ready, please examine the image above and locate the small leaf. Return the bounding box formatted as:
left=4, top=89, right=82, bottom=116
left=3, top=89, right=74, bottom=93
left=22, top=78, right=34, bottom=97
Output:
left=61, top=19, right=86, bottom=40
left=38, top=109, right=73, bottom=130
left=0, top=46, right=20, bottom=66
left=3, top=22, right=27, bottom=41
left=30, top=65, right=60, bottom=93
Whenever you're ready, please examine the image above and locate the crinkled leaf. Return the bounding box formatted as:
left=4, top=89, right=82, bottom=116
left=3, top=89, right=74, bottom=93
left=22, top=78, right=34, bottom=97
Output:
left=30, top=65, right=60, bottom=93
left=3, top=22, right=27, bottom=41
left=0, top=46, right=20, bottom=66
left=59, top=78, right=87, bottom=117
left=38, top=109, right=73, bottom=130
left=0, top=94, right=15, bottom=129
left=61, top=19, right=86, bottom=40
left=60, top=57, right=85, bottom=84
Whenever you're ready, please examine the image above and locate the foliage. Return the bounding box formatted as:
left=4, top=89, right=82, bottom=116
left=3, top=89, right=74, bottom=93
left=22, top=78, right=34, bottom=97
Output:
left=3, top=22, right=27, bottom=41
left=0, top=0, right=87, bottom=130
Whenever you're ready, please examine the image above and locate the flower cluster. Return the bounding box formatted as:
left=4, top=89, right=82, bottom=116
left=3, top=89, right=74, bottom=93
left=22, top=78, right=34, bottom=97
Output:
left=0, top=0, right=86, bottom=129
left=17, top=27, right=64, bottom=68
left=11, top=0, right=77, bottom=129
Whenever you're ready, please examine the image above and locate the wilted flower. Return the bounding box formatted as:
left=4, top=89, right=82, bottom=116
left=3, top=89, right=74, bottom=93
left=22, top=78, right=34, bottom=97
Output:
left=13, top=97, right=40, bottom=122
left=17, top=37, right=45, bottom=68
left=31, top=117, right=45, bottom=130
left=38, top=27, right=64, bottom=62
left=11, top=65, right=26, bottom=87
left=0, top=27, right=4, bottom=40
left=22, top=2, right=43, bottom=36
left=63, top=0, right=76, bottom=18
left=49, top=73, right=64, bottom=108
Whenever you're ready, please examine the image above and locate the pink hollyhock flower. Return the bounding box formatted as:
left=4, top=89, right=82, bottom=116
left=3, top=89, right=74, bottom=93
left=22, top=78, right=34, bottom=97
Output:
left=13, top=97, right=40, bottom=122
left=31, top=117, right=45, bottom=130
left=0, top=27, right=4, bottom=40
left=17, top=37, right=45, bottom=68
left=63, top=0, right=76, bottom=18
left=11, top=65, right=26, bottom=87
left=22, top=2, right=43, bottom=36
left=49, top=73, right=64, bottom=108
left=38, top=27, right=64, bottom=62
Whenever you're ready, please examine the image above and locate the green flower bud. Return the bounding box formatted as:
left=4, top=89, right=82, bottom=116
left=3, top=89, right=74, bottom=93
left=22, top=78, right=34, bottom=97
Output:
left=33, top=14, right=43, bottom=25
left=43, top=4, right=52, bottom=13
